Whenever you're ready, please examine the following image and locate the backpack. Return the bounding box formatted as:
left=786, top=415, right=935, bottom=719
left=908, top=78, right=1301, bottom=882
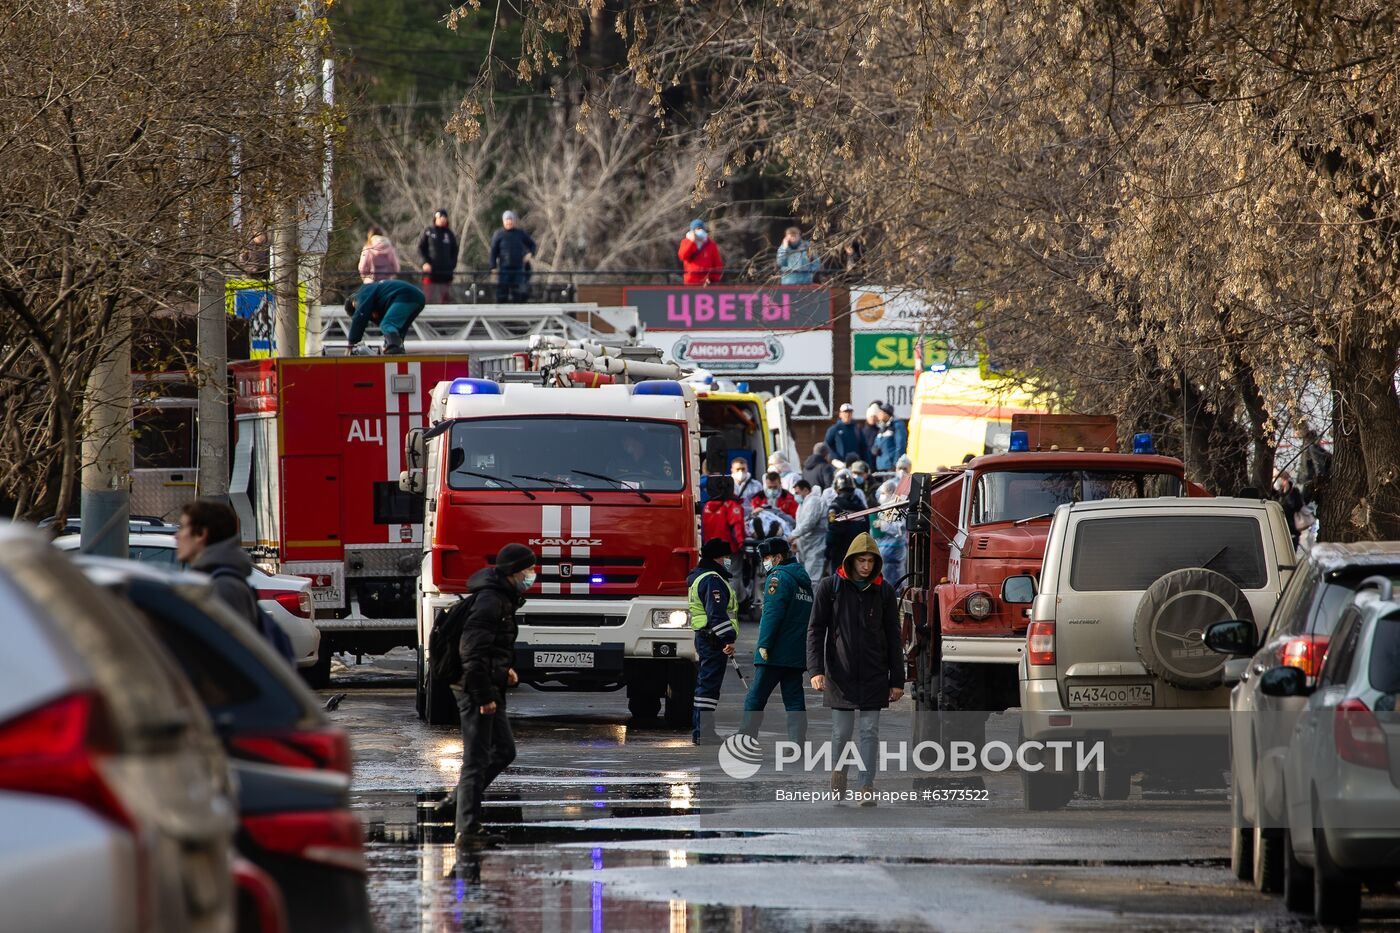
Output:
left=209, top=568, right=296, bottom=663
left=428, top=593, right=477, bottom=688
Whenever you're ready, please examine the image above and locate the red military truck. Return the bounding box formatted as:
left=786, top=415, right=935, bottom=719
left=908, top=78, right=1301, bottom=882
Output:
left=405, top=374, right=705, bottom=726
left=901, top=415, right=1209, bottom=742
left=230, top=357, right=470, bottom=684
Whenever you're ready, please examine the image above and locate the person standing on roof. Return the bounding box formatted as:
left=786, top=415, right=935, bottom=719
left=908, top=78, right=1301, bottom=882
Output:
left=490, top=211, right=536, bottom=303
left=417, top=208, right=459, bottom=304
left=807, top=533, right=903, bottom=805
left=739, top=538, right=813, bottom=743
left=776, top=226, right=821, bottom=285
left=345, top=279, right=427, bottom=355
left=687, top=538, right=739, bottom=745
left=358, top=225, right=401, bottom=283
left=679, top=219, right=723, bottom=285
left=453, top=543, right=534, bottom=848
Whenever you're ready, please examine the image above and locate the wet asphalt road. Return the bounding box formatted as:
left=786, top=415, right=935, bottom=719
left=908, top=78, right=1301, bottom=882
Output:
left=320, top=641, right=1400, bottom=932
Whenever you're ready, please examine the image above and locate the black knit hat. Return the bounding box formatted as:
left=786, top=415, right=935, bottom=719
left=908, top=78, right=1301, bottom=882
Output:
left=758, top=538, right=790, bottom=558
left=701, top=538, right=733, bottom=561
left=495, top=543, right=536, bottom=575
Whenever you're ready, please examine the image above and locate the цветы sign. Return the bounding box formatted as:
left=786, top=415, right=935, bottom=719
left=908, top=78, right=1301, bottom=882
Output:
left=625, top=286, right=831, bottom=331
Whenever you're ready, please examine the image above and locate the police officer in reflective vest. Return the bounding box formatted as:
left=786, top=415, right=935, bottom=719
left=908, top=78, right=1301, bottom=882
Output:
left=687, top=538, right=739, bottom=745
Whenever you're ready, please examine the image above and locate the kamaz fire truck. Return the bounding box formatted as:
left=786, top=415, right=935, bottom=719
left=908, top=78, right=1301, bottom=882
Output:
left=900, top=414, right=1209, bottom=743
left=230, top=356, right=470, bottom=685
left=405, top=339, right=792, bottom=725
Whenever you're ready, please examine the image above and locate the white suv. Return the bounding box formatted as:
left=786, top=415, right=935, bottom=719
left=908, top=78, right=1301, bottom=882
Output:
left=1013, top=497, right=1296, bottom=809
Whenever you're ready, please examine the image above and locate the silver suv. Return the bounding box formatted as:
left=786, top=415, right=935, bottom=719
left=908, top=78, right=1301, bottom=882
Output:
left=1014, top=497, right=1295, bottom=810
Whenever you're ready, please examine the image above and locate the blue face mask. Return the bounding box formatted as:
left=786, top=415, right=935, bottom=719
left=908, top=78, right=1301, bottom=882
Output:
left=517, top=570, right=536, bottom=591
left=795, top=493, right=806, bottom=504
left=765, top=487, right=780, bottom=500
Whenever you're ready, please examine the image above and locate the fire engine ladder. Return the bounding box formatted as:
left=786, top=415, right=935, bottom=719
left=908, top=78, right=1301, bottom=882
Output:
left=316, top=302, right=642, bottom=356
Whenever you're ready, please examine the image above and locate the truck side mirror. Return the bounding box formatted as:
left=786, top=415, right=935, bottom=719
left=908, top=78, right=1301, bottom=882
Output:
left=404, top=427, right=425, bottom=471
left=399, top=469, right=424, bottom=495
left=1202, top=619, right=1257, bottom=657
left=1001, top=574, right=1036, bottom=604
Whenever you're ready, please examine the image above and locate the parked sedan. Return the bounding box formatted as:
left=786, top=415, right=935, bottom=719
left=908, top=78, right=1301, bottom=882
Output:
left=0, top=523, right=237, bottom=933
left=77, top=558, right=374, bottom=933
left=54, top=532, right=322, bottom=677
left=1259, top=576, right=1400, bottom=925
left=1204, top=541, right=1400, bottom=892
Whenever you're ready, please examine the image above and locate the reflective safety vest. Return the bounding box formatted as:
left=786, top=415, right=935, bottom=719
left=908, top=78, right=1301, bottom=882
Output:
left=688, top=570, right=739, bottom=633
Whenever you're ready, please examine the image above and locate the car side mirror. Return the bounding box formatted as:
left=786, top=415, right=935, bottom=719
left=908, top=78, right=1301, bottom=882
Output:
left=1202, top=619, right=1258, bottom=657
left=1001, top=574, right=1036, bottom=605
left=1258, top=665, right=1311, bottom=698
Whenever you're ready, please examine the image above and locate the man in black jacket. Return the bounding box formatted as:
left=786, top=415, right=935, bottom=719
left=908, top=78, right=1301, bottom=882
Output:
left=489, top=210, right=536, bottom=303
left=417, top=208, right=459, bottom=303
left=454, top=543, right=535, bottom=846
left=807, top=532, right=903, bottom=806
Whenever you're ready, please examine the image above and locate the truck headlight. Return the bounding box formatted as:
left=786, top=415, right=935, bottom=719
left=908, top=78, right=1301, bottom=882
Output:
left=651, top=609, right=690, bottom=629
left=965, top=592, right=994, bottom=620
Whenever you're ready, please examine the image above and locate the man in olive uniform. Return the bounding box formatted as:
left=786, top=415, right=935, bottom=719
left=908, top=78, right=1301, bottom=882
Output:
left=738, top=538, right=814, bottom=744
left=687, top=538, right=738, bottom=745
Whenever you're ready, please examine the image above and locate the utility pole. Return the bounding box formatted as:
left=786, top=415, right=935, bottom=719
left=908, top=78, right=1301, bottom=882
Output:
left=196, top=269, right=230, bottom=500
left=79, top=305, right=131, bottom=557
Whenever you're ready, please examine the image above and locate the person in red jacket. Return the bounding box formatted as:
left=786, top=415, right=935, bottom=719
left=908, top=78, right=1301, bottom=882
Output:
left=678, top=219, right=723, bottom=285
left=701, top=475, right=746, bottom=554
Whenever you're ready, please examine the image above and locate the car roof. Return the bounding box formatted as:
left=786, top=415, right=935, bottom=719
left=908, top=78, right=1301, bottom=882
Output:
left=53, top=533, right=177, bottom=550
left=1064, top=496, right=1274, bottom=514
left=1307, top=541, right=1400, bottom=573
left=74, top=554, right=213, bottom=590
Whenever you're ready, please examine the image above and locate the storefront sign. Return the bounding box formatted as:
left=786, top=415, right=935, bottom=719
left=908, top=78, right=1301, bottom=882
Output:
left=850, top=374, right=920, bottom=420
left=852, top=332, right=977, bottom=373
left=850, top=287, right=948, bottom=330
left=643, top=329, right=832, bottom=374
left=625, top=286, right=831, bottom=331
left=740, top=377, right=834, bottom=421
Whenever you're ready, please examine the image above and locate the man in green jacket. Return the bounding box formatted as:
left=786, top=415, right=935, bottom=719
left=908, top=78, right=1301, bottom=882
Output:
left=739, top=538, right=814, bottom=743
left=345, top=279, right=426, bottom=355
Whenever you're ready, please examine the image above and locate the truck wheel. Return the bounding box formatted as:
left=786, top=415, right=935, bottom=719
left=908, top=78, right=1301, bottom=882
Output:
left=911, top=641, right=940, bottom=746
left=301, top=643, right=332, bottom=690
left=663, top=663, right=697, bottom=729
left=423, top=665, right=459, bottom=726
left=1133, top=569, right=1251, bottom=690
left=938, top=660, right=987, bottom=747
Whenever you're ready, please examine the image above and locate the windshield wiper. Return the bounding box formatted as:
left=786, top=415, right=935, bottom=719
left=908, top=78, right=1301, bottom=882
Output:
left=514, top=474, right=594, bottom=501
left=1013, top=511, right=1056, bottom=526
left=455, top=470, right=537, bottom=500
left=571, top=468, right=652, bottom=503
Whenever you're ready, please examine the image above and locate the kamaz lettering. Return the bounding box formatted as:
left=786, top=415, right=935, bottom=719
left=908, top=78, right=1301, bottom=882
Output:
left=528, top=537, right=603, bottom=547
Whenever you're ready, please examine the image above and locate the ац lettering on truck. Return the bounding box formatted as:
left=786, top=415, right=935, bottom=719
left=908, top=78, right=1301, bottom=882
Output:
left=405, top=377, right=702, bottom=727
left=900, top=414, right=1209, bottom=744
left=230, top=357, right=470, bottom=686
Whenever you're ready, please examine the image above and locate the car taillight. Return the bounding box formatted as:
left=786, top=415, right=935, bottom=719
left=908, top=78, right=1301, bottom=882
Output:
left=260, top=590, right=311, bottom=619
left=230, top=729, right=352, bottom=775
left=1027, top=621, right=1055, bottom=666
left=1335, top=699, right=1389, bottom=770
left=242, top=810, right=366, bottom=872
left=1278, top=635, right=1329, bottom=681
left=0, top=692, right=132, bottom=830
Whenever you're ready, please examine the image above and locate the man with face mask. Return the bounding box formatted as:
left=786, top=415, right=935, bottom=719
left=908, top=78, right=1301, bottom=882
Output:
left=738, top=538, right=814, bottom=743
left=894, top=455, right=913, bottom=485
left=791, top=479, right=829, bottom=581
left=454, top=543, right=536, bottom=848
left=687, top=539, right=740, bottom=744
left=730, top=457, right=762, bottom=508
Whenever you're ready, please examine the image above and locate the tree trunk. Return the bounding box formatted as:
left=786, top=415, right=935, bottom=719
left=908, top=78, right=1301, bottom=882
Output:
left=1233, top=356, right=1275, bottom=493
left=79, top=302, right=131, bottom=558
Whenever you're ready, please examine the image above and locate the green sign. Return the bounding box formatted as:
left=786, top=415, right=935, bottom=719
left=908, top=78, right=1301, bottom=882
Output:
left=852, top=333, right=968, bottom=373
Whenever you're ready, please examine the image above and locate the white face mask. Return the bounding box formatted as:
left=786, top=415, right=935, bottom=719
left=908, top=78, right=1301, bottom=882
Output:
left=763, top=557, right=780, bottom=573
left=517, top=570, right=536, bottom=591
left=732, top=470, right=749, bottom=485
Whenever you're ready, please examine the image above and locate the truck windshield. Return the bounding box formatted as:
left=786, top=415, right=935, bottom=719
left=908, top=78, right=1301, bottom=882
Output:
left=447, top=417, right=685, bottom=493
left=970, top=470, right=1183, bottom=525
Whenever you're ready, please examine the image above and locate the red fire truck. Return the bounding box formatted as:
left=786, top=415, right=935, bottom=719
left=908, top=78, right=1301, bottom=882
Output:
left=900, top=415, right=1209, bottom=743
left=230, top=356, right=470, bottom=685
left=404, top=371, right=706, bottom=726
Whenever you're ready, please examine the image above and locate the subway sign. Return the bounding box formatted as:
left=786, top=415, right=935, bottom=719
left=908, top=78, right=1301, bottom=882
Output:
left=851, top=333, right=977, bottom=373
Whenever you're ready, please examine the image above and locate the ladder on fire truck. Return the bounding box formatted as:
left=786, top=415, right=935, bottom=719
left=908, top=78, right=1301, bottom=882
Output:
left=316, top=302, right=641, bottom=356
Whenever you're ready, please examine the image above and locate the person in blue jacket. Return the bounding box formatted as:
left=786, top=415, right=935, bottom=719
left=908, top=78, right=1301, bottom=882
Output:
left=738, top=538, right=814, bottom=744
left=345, top=279, right=426, bottom=355
left=824, top=403, right=871, bottom=465
left=871, top=403, right=908, bottom=471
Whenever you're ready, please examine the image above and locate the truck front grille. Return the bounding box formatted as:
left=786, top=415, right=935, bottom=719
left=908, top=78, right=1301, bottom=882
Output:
left=518, top=614, right=626, bottom=628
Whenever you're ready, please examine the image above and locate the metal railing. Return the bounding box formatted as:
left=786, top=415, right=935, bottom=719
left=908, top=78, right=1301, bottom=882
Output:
left=324, top=269, right=709, bottom=304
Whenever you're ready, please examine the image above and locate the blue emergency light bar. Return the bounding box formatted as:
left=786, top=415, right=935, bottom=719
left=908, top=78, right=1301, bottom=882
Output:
left=735, top=382, right=750, bottom=393
left=1132, top=433, right=1156, bottom=455
left=632, top=380, right=684, bottom=396
left=448, top=378, right=502, bottom=396
left=1008, top=430, right=1030, bottom=452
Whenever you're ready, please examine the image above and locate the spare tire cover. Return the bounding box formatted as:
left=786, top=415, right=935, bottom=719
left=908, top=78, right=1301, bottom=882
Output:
left=1132, top=568, right=1252, bottom=690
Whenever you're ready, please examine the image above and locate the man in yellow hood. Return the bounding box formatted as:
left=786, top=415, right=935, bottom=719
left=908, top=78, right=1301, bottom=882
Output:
left=806, top=532, right=904, bottom=805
